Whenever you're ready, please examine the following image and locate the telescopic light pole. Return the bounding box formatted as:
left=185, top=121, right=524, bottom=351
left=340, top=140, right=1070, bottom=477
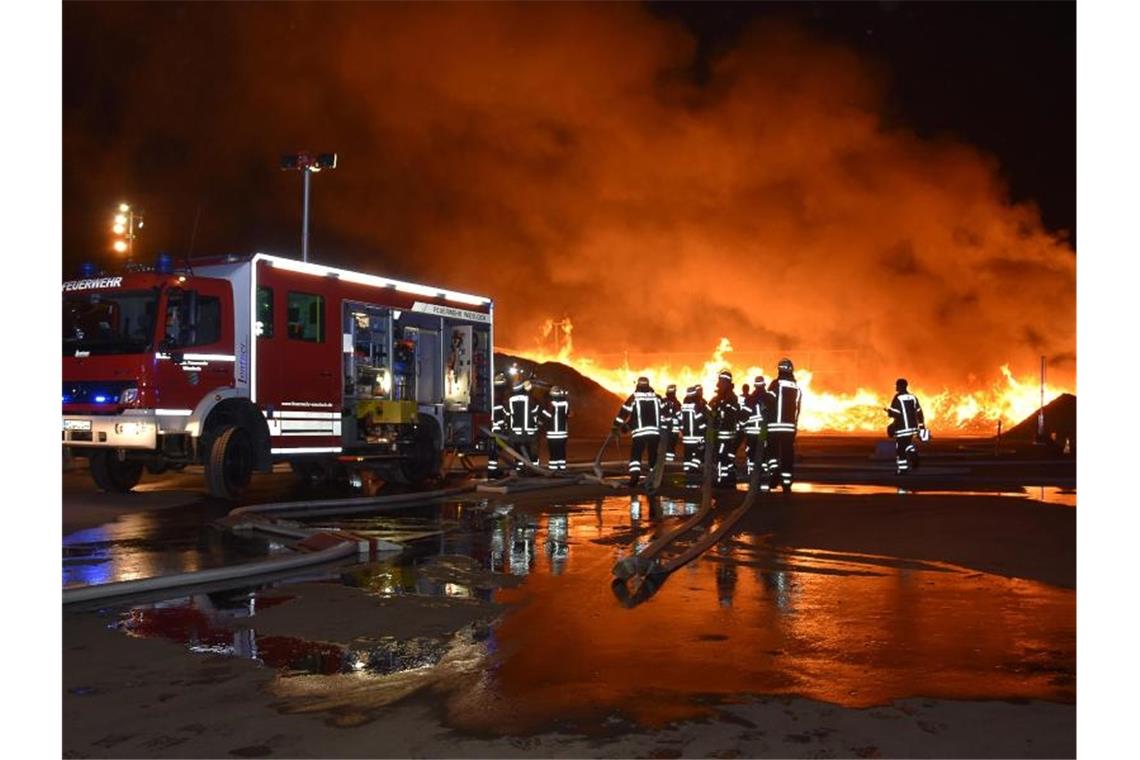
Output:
left=281, top=152, right=337, bottom=263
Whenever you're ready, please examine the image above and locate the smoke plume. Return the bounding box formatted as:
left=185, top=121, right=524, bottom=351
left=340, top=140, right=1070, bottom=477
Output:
left=64, top=2, right=1075, bottom=393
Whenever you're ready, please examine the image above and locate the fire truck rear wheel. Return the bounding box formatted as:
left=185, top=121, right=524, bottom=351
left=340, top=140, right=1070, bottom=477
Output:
left=205, top=425, right=254, bottom=500
left=89, top=450, right=144, bottom=493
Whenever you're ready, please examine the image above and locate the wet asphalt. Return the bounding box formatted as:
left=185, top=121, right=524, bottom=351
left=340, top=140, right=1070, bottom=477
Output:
left=62, top=437, right=1075, bottom=735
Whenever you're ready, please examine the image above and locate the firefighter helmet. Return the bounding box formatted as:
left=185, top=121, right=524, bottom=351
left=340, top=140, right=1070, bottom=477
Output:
left=778, top=358, right=793, bottom=373
left=551, top=385, right=567, bottom=398
left=494, top=372, right=507, bottom=386
left=896, top=377, right=908, bottom=392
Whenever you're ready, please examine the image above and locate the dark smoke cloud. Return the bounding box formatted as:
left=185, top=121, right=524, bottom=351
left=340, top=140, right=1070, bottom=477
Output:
left=63, top=2, right=1075, bottom=392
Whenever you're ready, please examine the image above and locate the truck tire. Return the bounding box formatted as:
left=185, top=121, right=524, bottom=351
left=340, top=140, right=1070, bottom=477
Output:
left=89, top=450, right=144, bottom=493
left=205, top=425, right=253, bottom=500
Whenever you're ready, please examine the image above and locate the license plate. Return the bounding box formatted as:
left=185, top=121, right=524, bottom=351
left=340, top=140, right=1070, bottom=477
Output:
left=63, top=419, right=91, bottom=432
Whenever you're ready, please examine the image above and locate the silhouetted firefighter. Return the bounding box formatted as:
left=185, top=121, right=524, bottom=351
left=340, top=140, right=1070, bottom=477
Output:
left=742, top=374, right=771, bottom=490
left=679, top=384, right=709, bottom=482
left=538, top=385, right=570, bottom=471
left=886, top=377, right=926, bottom=474
left=709, top=370, right=744, bottom=487
left=508, top=371, right=540, bottom=473
left=614, top=376, right=663, bottom=487
left=766, top=358, right=802, bottom=492
left=488, top=372, right=509, bottom=479
left=661, top=384, right=681, bottom=463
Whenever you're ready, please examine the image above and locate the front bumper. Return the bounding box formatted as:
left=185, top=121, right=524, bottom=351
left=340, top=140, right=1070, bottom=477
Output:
left=61, top=410, right=190, bottom=450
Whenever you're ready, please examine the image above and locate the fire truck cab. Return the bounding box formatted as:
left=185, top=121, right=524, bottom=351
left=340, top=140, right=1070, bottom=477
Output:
left=62, top=253, right=494, bottom=499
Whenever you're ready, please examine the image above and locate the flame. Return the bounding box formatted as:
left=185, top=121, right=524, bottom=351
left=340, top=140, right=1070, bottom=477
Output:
left=504, top=319, right=1072, bottom=434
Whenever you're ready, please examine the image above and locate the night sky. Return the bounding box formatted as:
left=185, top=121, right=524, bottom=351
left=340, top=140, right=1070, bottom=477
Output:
left=62, top=1, right=1075, bottom=388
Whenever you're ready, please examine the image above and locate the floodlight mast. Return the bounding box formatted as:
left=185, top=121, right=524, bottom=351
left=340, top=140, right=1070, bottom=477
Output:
left=280, top=152, right=338, bottom=263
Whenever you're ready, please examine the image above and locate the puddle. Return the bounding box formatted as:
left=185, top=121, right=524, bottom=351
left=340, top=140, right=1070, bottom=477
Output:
left=107, top=490, right=1075, bottom=735
left=119, top=590, right=455, bottom=678
left=735, top=481, right=1076, bottom=506
left=63, top=511, right=284, bottom=587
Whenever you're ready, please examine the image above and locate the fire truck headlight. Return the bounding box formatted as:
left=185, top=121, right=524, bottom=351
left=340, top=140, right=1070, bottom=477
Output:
left=119, top=387, right=140, bottom=406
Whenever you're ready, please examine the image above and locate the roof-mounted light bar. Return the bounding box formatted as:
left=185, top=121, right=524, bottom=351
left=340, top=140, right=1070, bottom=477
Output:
left=260, top=253, right=490, bottom=306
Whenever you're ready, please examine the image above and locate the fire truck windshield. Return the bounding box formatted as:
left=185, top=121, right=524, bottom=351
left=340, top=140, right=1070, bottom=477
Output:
left=63, top=289, right=158, bottom=356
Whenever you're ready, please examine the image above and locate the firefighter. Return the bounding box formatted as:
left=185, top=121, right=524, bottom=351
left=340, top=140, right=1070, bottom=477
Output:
left=886, top=377, right=926, bottom=475
left=660, top=384, right=682, bottom=463
left=679, top=384, right=709, bottom=481
left=537, top=386, right=570, bottom=471
left=613, top=376, right=663, bottom=487
left=508, top=372, right=540, bottom=473
left=766, top=358, right=802, bottom=492
left=736, top=382, right=751, bottom=453
left=742, top=374, right=770, bottom=489
left=709, top=370, right=745, bottom=487
left=488, top=372, right=509, bottom=479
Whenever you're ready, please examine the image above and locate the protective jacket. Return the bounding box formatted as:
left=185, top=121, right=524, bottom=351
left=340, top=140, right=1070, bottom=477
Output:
left=767, top=373, right=802, bottom=433
left=888, top=392, right=925, bottom=437
left=615, top=383, right=664, bottom=438
left=743, top=386, right=769, bottom=435
left=538, top=397, right=570, bottom=439
left=661, top=390, right=682, bottom=432
left=679, top=388, right=709, bottom=444
left=710, top=389, right=744, bottom=436
left=492, top=385, right=509, bottom=433
left=508, top=383, right=540, bottom=435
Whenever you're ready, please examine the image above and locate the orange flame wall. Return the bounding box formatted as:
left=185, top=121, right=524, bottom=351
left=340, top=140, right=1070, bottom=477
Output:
left=505, top=327, right=1068, bottom=434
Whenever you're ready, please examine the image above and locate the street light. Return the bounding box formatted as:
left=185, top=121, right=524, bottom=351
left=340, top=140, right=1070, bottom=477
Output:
left=281, top=151, right=337, bottom=263
left=110, top=202, right=144, bottom=263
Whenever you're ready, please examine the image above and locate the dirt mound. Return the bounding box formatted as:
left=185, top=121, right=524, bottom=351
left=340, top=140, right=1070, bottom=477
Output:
left=495, top=352, right=624, bottom=437
left=1003, top=393, right=1076, bottom=451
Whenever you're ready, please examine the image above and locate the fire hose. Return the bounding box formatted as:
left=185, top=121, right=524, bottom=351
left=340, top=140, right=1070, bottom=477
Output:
left=612, top=428, right=765, bottom=599
left=65, top=485, right=476, bottom=606
left=589, top=418, right=674, bottom=494
left=481, top=427, right=578, bottom=480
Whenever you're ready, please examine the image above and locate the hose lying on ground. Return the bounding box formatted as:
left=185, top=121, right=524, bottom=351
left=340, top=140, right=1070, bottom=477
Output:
left=67, top=482, right=477, bottom=605
left=613, top=437, right=763, bottom=596
left=580, top=430, right=624, bottom=490
left=62, top=538, right=372, bottom=606
left=481, top=427, right=577, bottom=480
left=228, top=484, right=476, bottom=520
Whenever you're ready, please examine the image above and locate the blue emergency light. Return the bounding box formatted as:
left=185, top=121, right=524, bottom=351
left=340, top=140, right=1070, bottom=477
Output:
left=78, top=262, right=99, bottom=278
left=155, top=252, right=174, bottom=274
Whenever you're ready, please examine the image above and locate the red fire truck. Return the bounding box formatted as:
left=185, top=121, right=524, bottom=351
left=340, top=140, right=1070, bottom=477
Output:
left=62, top=253, right=494, bottom=498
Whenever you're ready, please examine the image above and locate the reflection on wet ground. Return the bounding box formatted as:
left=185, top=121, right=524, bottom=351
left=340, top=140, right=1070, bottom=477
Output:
left=119, top=589, right=456, bottom=678
left=61, top=476, right=1075, bottom=589
left=115, top=491, right=1075, bottom=734
left=62, top=508, right=282, bottom=588
left=734, top=481, right=1077, bottom=506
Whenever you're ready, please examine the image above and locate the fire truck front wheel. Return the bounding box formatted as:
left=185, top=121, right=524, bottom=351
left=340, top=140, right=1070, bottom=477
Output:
left=89, top=450, right=144, bottom=493
left=205, top=425, right=254, bottom=500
